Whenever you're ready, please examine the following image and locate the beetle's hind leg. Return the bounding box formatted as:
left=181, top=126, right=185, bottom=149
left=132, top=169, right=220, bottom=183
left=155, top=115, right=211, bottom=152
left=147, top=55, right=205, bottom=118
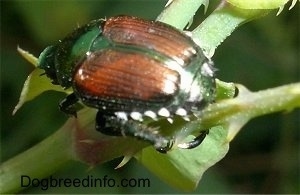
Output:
left=95, top=111, right=173, bottom=153
left=177, top=130, right=209, bottom=149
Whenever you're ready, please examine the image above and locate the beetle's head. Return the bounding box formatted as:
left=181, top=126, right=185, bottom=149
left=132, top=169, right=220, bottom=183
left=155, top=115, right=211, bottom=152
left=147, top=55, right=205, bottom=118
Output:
left=38, top=45, right=59, bottom=85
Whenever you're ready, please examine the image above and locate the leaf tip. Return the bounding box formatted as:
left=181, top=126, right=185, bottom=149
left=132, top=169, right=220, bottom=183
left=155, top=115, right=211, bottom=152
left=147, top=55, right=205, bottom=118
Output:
left=17, top=46, right=38, bottom=67
left=12, top=103, right=21, bottom=116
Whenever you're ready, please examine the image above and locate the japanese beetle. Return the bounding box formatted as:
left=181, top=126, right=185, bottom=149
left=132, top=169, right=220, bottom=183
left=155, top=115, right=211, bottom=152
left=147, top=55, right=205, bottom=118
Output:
left=38, top=16, right=216, bottom=152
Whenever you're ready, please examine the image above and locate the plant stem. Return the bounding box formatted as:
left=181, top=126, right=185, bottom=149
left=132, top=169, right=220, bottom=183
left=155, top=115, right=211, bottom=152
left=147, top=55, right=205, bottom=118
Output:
left=157, top=0, right=208, bottom=29
left=201, top=83, right=300, bottom=139
left=192, top=2, right=268, bottom=56
left=0, top=121, right=73, bottom=194
left=210, top=83, right=300, bottom=123
left=175, top=83, right=300, bottom=140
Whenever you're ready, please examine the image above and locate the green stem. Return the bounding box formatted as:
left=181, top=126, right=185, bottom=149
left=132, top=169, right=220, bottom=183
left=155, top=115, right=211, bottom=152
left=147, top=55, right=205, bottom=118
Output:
left=157, top=1, right=270, bottom=57
left=175, top=83, right=300, bottom=140
left=192, top=3, right=268, bottom=56
left=0, top=121, right=73, bottom=194
left=204, top=83, right=300, bottom=124
left=157, top=0, right=208, bottom=29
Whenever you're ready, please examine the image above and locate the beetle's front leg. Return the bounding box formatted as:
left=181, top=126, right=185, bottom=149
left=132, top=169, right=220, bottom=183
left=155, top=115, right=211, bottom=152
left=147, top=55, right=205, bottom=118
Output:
left=59, top=93, right=79, bottom=117
left=95, top=111, right=173, bottom=153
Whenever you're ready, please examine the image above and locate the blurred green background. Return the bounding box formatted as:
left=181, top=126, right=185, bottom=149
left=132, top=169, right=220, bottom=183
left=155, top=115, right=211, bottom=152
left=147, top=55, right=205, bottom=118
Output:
left=1, top=0, right=299, bottom=193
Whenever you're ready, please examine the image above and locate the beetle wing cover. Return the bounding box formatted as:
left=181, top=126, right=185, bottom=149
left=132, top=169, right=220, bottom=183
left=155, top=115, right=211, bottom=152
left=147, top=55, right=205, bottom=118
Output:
left=73, top=49, right=180, bottom=111
left=104, top=16, right=198, bottom=67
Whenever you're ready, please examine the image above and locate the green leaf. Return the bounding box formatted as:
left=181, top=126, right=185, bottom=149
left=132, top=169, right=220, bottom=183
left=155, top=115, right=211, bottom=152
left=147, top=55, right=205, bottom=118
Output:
left=13, top=48, right=70, bottom=114
left=17, top=46, right=38, bottom=67
left=13, top=68, right=66, bottom=115
left=135, top=126, right=229, bottom=191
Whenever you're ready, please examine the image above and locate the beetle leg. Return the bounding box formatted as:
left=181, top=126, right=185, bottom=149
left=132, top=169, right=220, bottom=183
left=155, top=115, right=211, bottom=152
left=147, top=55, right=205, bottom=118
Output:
left=155, top=140, right=175, bottom=153
left=95, top=111, right=173, bottom=153
left=177, top=130, right=209, bottom=149
left=59, top=93, right=79, bottom=117
left=95, top=111, right=124, bottom=136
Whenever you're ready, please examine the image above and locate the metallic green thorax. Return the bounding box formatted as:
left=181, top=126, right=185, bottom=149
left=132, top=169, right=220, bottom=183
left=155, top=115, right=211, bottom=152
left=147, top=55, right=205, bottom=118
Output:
left=38, top=19, right=105, bottom=88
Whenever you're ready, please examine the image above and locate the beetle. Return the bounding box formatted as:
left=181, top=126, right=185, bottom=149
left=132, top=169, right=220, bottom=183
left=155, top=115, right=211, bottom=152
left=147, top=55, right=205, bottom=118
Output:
left=38, top=15, right=216, bottom=153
